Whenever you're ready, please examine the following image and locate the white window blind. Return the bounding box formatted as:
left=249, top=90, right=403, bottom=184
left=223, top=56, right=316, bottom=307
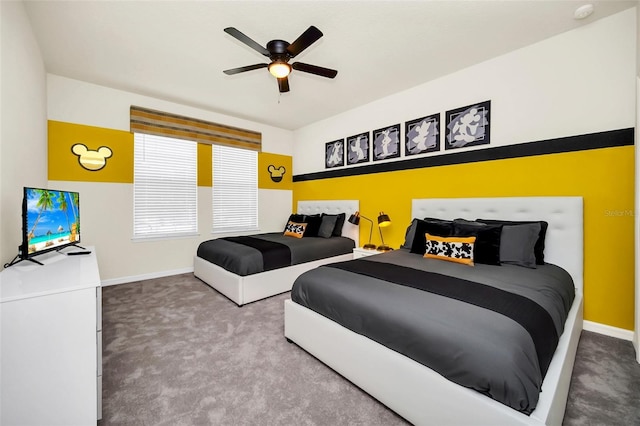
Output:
left=133, top=133, right=197, bottom=239
left=212, top=145, right=258, bottom=233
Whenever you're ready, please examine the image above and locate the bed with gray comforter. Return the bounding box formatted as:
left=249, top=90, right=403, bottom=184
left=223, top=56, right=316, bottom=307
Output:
left=290, top=249, right=575, bottom=415
left=197, top=233, right=355, bottom=277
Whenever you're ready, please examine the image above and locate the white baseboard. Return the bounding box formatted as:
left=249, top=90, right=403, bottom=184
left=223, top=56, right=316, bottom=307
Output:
left=101, top=267, right=194, bottom=287
left=583, top=320, right=634, bottom=341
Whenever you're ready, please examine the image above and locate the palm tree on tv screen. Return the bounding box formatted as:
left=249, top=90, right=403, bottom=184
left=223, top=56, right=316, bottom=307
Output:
left=28, top=189, right=55, bottom=240
left=69, top=191, right=79, bottom=235
left=57, top=191, right=71, bottom=237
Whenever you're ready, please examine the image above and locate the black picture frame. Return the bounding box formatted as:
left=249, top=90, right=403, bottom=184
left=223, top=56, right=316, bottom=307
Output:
left=325, top=139, right=344, bottom=168
left=445, top=100, right=491, bottom=150
left=372, top=124, right=401, bottom=161
left=346, top=132, right=370, bottom=165
left=405, top=114, right=440, bottom=156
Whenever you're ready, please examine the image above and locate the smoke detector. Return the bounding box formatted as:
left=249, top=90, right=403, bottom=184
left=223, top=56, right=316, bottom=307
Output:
left=574, top=4, right=594, bottom=20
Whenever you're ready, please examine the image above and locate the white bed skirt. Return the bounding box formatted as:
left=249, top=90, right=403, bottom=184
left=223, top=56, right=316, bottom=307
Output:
left=194, top=253, right=353, bottom=305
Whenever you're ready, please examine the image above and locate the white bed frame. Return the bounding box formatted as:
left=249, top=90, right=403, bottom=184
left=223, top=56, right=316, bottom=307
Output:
left=194, top=200, right=359, bottom=306
left=284, top=197, right=584, bottom=426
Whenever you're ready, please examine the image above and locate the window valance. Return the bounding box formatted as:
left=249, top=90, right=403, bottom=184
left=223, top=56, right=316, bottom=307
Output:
left=130, top=106, right=261, bottom=151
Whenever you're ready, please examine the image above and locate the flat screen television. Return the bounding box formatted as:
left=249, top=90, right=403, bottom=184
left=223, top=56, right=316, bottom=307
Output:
left=20, top=187, right=81, bottom=262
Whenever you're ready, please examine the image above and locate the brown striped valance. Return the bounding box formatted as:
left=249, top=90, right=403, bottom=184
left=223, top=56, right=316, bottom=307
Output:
left=130, top=106, right=261, bottom=151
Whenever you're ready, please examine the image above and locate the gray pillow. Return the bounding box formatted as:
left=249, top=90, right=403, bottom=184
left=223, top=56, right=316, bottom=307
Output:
left=318, top=214, right=338, bottom=238
left=499, top=223, right=541, bottom=268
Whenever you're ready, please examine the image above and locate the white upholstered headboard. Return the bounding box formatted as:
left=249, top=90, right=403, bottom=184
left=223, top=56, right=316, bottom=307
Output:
left=298, top=200, right=359, bottom=246
left=412, top=197, right=583, bottom=293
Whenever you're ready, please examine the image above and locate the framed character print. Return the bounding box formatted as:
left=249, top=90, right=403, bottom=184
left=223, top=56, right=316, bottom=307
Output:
left=325, top=139, right=344, bottom=168
left=372, top=124, right=400, bottom=161
left=405, top=113, right=440, bottom=156
left=445, top=100, right=491, bottom=150
left=346, top=132, right=370, bottom=165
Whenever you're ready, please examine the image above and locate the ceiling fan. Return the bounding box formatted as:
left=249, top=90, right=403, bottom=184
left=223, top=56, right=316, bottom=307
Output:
left=223, top=26, right=338, bottom=93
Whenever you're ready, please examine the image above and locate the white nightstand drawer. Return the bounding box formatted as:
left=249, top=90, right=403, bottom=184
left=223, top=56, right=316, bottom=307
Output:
left=353, top=247, right=381, bottom=259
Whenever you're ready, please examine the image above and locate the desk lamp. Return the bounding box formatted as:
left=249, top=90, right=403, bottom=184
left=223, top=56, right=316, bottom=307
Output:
left=377, top=212, right=393, bottom=251
left=348, top=211, right=376, bottom=250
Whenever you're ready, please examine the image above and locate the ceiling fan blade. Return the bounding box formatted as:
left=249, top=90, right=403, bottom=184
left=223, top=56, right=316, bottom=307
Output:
left=223, top=63, right=268, bottom=75
left=292, top=62, right=338, bottom=79
left=287, top=26, right=323, bottom=57
left=277, top=77, right=290, bottom=93
left=224, top=27, right=270, bottom=57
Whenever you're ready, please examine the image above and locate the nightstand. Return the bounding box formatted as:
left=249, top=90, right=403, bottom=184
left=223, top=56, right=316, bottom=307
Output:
left=353, top=247, right=381, bottom=259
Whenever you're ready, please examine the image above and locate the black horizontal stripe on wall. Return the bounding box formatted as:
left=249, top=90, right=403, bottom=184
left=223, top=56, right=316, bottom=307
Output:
left=293, top=127, right=634, bottom=182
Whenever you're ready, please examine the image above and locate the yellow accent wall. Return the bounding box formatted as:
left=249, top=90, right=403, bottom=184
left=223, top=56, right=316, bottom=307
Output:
left=293, top=145, right=635, bottom=330
left=49, top=121, right=291, bottom=191
left=48, top=120, right=133, bottom=183
left=258, top=152, right=293, bottom=190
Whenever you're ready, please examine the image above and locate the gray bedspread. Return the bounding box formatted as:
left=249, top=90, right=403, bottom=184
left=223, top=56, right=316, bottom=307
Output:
left=290, top=249, right=575, bottom=414
left=197, top=233, right=355, bottom=276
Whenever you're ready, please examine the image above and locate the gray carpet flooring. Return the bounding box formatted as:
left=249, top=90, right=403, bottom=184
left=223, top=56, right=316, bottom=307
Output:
left=99, top=273, right=640, bottom=425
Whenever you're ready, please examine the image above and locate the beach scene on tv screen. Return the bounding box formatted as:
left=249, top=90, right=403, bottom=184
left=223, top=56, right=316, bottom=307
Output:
left=26, top=188, right=80, bottom=254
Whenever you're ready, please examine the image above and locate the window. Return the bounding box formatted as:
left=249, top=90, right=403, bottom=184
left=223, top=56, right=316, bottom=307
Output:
left=212, top=145, right=258, bottom=233
left=133, top=133, right=197, bottom=239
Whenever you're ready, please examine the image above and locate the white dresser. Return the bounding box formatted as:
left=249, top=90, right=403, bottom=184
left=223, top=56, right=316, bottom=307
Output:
left=0, top=247, right=102, bottom=425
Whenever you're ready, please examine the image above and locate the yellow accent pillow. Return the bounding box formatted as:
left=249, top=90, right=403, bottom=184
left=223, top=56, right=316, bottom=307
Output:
left=424, top=233, right=476, bottom=265
left=284, top=221, right=307, bottom=238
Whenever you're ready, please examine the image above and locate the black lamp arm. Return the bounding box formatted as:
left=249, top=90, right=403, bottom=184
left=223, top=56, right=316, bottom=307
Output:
left=359, top=215, right=374, bottom=246
left=378, top=226, right=385, bottom=245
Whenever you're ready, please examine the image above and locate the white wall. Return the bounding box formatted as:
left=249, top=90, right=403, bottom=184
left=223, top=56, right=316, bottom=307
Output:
left=47, top=75, right=294, bottom=283
left=293, top=8, right=636, bottom=175
left=47, top=75, right=294, bottom=156
left=0, top=1, right=48, bottom=265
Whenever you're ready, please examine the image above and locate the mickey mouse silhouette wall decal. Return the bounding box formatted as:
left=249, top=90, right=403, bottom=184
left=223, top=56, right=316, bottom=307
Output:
left=71, top=143, right=113, bottom=171
left=267, top=165, right=286, bottom=182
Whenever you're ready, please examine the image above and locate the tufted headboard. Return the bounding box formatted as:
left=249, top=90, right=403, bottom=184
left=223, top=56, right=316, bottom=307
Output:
left=412, top=197, right=584, bottom=293
left=298, top=200, right=359, bottom=246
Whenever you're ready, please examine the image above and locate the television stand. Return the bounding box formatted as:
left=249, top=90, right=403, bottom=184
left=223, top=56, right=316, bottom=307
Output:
left=58, top=243, right=87, bottom=252
left=3, top=254, right=43, bottom=268
left=4, top=243, right=89, bottom=268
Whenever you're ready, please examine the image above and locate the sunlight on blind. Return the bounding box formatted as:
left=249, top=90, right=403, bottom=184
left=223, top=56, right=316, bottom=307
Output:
left=213, top=145, right=258, bottom=233
left=133, top=133, right=197, bottom=238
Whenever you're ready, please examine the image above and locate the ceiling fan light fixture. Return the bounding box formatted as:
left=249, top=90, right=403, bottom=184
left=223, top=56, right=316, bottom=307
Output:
left=268, top=61, right=291, bottom=78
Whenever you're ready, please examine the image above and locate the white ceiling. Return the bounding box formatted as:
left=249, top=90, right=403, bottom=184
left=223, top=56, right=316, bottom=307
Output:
left=24, top=0, right=636, bottom=130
